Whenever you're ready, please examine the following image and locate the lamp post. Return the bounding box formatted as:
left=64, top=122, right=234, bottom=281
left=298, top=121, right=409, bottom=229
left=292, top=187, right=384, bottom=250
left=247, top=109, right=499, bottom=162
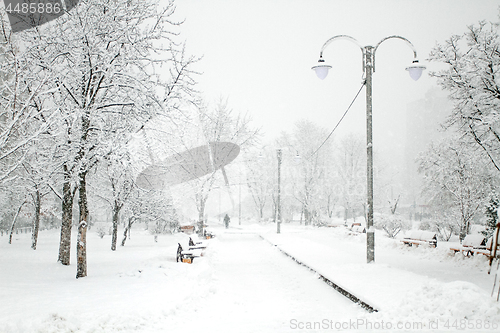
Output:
left=312, top=35, right=425, bottom=263
left=260, top=147, right=300, bottom=234
left=276, top=148, right=282, bottom=234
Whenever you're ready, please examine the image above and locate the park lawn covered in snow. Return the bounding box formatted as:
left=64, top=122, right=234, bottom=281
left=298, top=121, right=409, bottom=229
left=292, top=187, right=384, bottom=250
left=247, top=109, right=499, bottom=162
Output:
left=3, top=222, right=500, bottom=332
left=1, top=225, right=363, bottom=333
left=261, top=223, right=500, bottom=330
left=0, top=229, right=216, bottom=332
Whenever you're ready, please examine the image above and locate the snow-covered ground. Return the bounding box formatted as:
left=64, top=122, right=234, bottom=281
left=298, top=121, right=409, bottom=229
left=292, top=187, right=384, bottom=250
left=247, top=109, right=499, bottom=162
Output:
left=0, top=225, right=361, bottom=333
left=2, top=222, right=500, bottom=332
left=261, top=223, right=500, bottom=331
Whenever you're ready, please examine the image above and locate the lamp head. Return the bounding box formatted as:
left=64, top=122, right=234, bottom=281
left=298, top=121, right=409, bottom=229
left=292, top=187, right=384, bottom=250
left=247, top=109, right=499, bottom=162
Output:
left=405, top=60, right=426, bottom=81
left=293, top=151, right=301, bottom=164
left=312, top=57, right=332, bottom=80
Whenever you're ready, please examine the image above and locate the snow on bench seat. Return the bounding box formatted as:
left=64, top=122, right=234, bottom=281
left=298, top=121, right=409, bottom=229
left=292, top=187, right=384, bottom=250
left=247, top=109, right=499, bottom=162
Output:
left=176, top=236, right=210, bottom=264
left=189, top=237, right=208, bottom=249
left=401, top=230, right=437, bottom=248
left=176, top=243, right=203, bottom=264
left=463, top=234, right=486, bottom=248
left=450, top=235, right=499, bottom=257
left=180, top=225, right=195, bottom=235
left=450, top=234, right=486, bottom=255
left=350, top=225, right=366, bottom=234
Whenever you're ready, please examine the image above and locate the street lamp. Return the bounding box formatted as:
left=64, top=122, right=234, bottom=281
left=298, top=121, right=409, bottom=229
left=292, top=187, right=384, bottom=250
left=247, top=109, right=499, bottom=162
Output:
left=312, top=35, right=425, bottom=263
left=277, top=149, right=282, bottom=234
left=260, top=147, right=300, bottom=234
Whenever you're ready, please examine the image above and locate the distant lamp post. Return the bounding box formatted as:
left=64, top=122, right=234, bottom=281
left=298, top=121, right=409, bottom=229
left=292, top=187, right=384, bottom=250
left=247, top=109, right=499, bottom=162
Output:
left=312, top=35, right=425, bottom=263
left=276, top=149, right=282, bottom=234
left=260, top=147, right=300, bottom=234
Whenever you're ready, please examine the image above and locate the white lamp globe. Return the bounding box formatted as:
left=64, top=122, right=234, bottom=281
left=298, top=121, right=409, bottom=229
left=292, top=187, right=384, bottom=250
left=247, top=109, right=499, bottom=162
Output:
left=405, top=60, right=426, bottom=81
left=312, top=58, right=332, bottom=80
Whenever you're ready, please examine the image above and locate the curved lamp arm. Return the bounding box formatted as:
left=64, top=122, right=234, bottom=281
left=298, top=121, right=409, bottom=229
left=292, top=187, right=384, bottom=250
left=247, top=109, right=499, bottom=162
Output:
left=319, top=35, right=364, bottom=56
left=373, top=35, right=418, bottom=58
left=318, top=35, right=365, bottom=74
left=312, top=34, right=425, bottom=81
left=313, top=35, right=365, bottom=79
left=373, top=35, right=418, bottom=73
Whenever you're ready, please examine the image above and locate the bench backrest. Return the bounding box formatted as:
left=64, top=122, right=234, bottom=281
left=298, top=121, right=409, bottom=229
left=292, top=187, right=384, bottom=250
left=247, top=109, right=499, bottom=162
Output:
left=486, top=238, right=500, bottom=251
left=180, top=225, right=195, bottom=235
left=352, top=225, right=366, bottom=233
left=406, top=230, right=437, bottom=241
left=462, top=234, right=486, bottom=247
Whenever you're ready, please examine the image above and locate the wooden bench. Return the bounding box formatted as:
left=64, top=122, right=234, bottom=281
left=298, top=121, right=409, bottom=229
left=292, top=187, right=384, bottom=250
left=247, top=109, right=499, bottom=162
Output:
left=189, top=237, right=208, bottom=250
left=450, top=235, right=499, bottom=258
left=179, top=225, right=195, bottom=235
left=472, top=238, right=493, bottom=257
left=349, top=225, right=366, bottom=234
left=401, top=230, right=438, bottom=248
left=450, top=234, right=486, bottom=257
left=176, top=237, right=209, bottom=264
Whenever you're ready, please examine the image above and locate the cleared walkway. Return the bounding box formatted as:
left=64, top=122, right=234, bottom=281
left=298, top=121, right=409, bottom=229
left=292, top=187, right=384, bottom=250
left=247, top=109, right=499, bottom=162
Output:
left=164, top=232, right=363, bottom=332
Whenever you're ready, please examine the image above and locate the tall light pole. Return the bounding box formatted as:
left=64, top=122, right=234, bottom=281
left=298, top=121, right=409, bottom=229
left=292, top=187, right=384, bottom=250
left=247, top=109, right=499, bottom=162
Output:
left=312, top=35, right=425, bottom=263
left=276, top=148, right=282, bottom=234
left=260, top=147, right=300, bottom=234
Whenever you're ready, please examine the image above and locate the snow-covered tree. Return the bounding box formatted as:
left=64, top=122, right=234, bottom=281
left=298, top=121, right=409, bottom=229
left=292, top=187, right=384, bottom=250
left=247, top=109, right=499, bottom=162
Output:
left=483, top=191, right=499, bottom=238
left=8, top=0, right=198, bottom=277
left=92, top=148, right=135, bottom=251
left=418, top=137, right=493, bottom=240
left=191, top=99, right=259, bottom=230
left=374, top=214, right=411, bottom=239
left=429, top=18, right=500, bottom=175
left=0, top=13, right=63, bottom=249
left=245, top=149, right=274, bottom=220
left=121, top=187, right=178, bottom=244
left=19, top=156, right=53, bottom=250
left=277, top=120, right=335, bottom=225
left=334, top=134, right=366, bottom=222
left=0, top=16, right=58, bottom=187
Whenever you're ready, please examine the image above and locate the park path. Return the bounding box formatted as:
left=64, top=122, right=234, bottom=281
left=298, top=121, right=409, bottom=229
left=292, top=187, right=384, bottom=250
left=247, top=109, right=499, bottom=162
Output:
left=164, top=231, right=363, bottom=332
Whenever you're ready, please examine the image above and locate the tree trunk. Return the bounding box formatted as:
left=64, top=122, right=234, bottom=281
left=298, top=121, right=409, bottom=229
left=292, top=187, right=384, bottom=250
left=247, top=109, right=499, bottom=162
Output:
left=305, top=208, right=311, bottom=226
left=8, top=203, right=25, bottom=244
left=197, top=197, right=206, bottom=235
left=111, top=200, right=120, bottom=251
left=31, top=190, right=41, bottom=250
left=121, top=216, right=134, bottom=247
left=76, top=171, right=88, bottom=278
left=58, top=164, right=74, bottom=265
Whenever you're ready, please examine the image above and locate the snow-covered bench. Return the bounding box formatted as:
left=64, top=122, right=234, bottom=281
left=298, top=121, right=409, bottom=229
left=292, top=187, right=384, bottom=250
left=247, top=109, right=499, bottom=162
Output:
left=450, top=235, right=500, bottom=257
left=401, top=230, right=438, bottom=248
left=350, top=225, right=366, bottom=234
left=179, top=225, right=195, bottom=235
left=450, top=234, right=486, bottom=256
left=176, top=237, right=208, bottom=264
left=188, top=237, right=208, bottom=250
left=347, top=223, right=366, bottom=234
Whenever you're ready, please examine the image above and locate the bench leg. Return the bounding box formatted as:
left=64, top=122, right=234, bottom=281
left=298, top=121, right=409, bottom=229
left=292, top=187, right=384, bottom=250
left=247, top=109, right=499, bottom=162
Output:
left=176, top=243, right=183, bottom=262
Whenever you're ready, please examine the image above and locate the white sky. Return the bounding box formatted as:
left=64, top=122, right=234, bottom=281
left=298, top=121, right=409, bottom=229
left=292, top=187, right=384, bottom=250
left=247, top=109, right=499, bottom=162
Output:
left=173, top=0, right=500, bottom=147
left=169, top=0, right=500, bottom=214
